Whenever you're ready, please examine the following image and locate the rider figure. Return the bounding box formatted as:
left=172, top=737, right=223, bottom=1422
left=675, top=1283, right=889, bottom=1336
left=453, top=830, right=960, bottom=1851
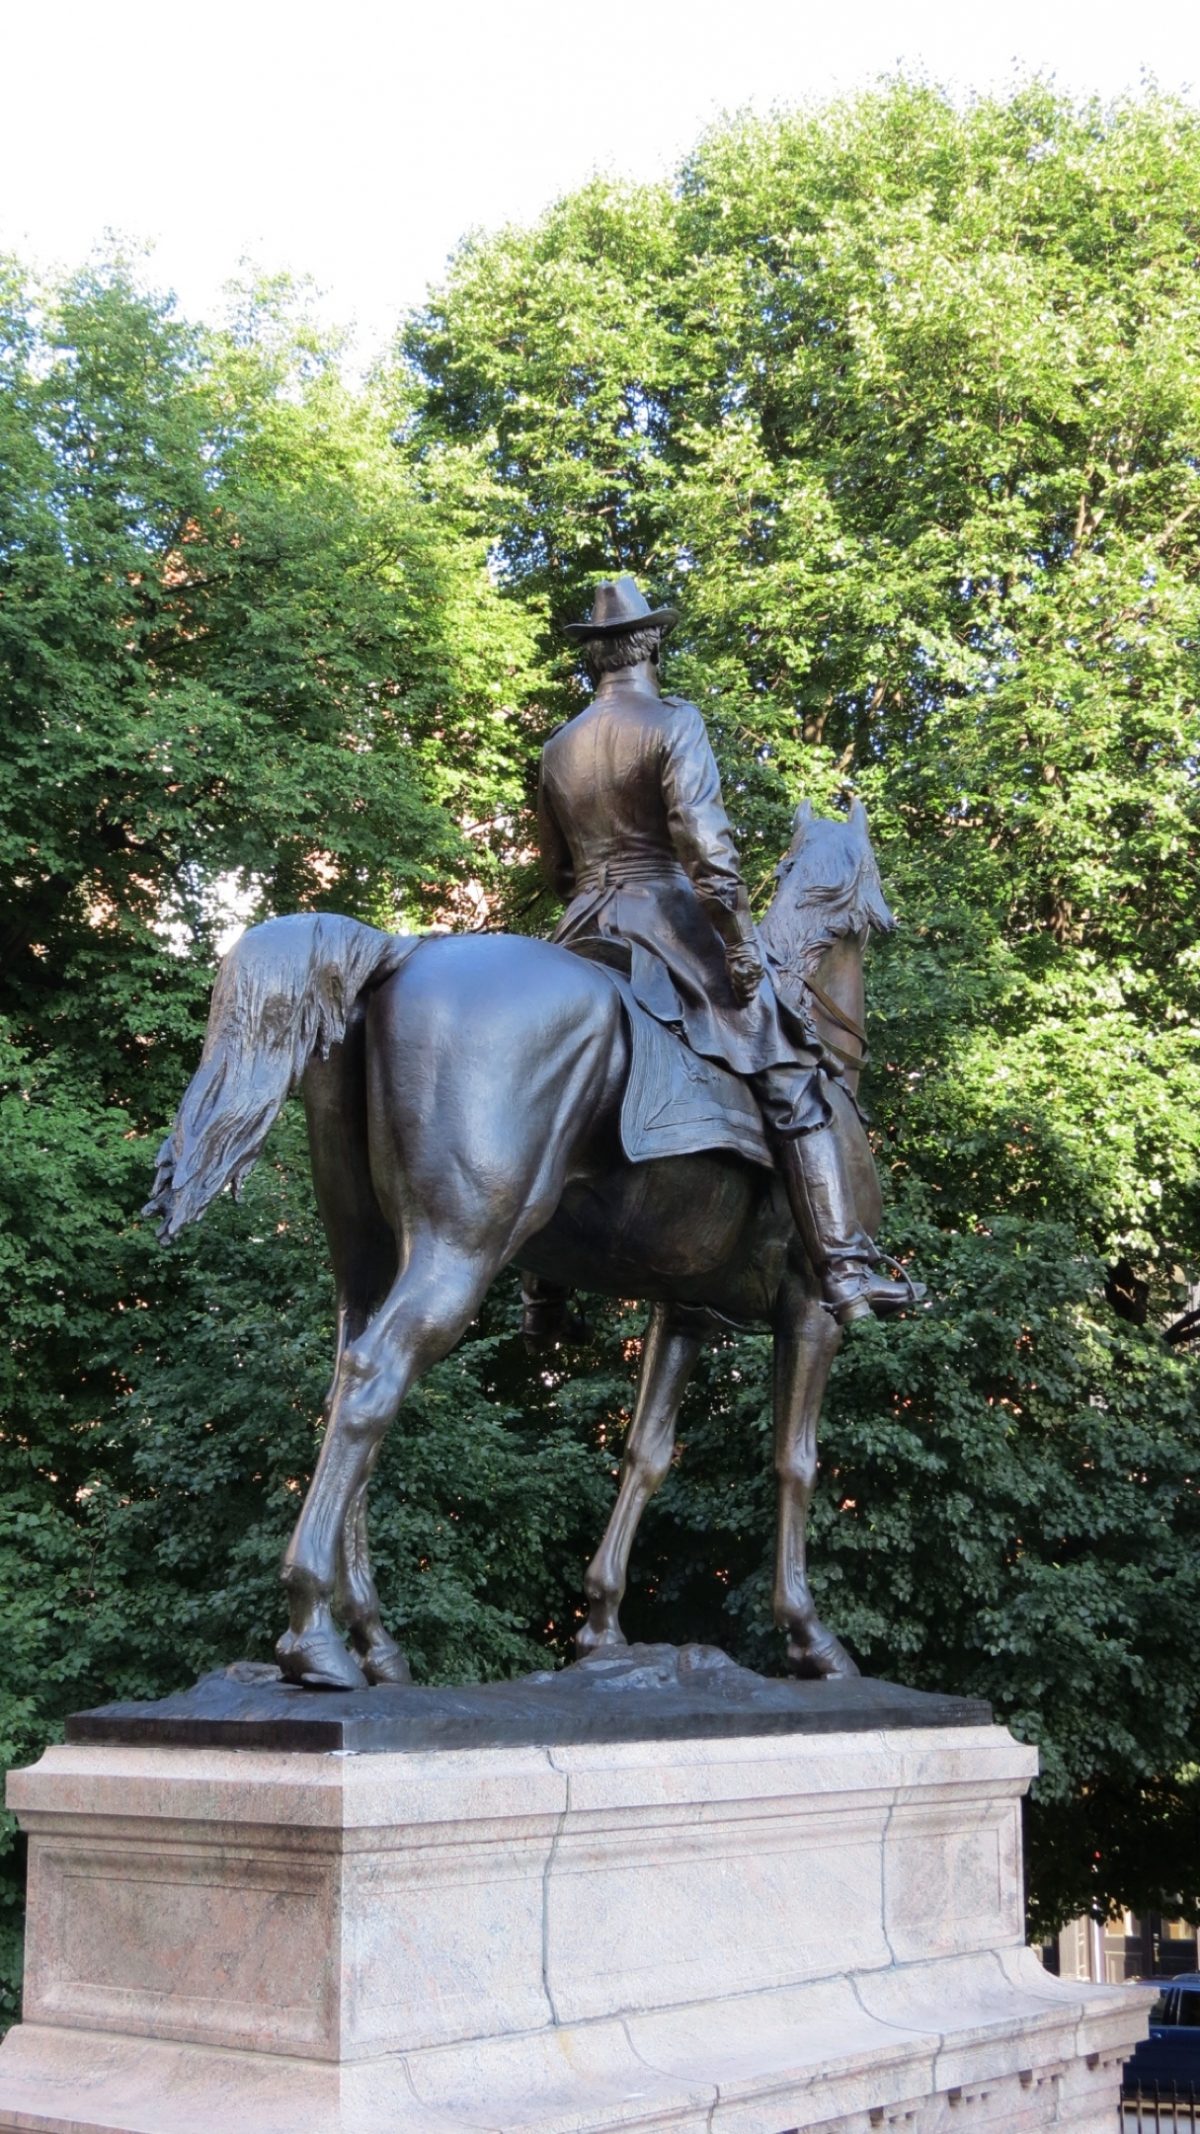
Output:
left=529, top=576, right=921, bottom=1336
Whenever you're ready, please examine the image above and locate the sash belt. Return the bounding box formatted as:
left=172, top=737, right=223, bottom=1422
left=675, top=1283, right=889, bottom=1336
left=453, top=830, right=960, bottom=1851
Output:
left=574, top=858, right=689, bottom=892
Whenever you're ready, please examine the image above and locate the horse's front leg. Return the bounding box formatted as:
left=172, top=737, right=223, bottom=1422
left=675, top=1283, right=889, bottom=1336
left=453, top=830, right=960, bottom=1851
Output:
left=577, top=1303, right=702, bottom=1657
left=773, top=1267, right=859, bottom=1678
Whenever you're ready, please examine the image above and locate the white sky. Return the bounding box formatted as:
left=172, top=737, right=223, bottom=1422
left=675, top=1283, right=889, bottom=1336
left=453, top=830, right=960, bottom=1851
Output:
left=2, top=0, right=1197, bottom=366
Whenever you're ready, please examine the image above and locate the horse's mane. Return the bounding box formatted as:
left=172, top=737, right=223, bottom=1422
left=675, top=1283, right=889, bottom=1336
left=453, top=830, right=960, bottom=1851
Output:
left=758, top=798, right=895, bottom=986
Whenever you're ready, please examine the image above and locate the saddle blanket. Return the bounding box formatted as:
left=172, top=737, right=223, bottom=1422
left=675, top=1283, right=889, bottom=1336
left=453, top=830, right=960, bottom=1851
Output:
left=603, top=970, right=774, bottom=1171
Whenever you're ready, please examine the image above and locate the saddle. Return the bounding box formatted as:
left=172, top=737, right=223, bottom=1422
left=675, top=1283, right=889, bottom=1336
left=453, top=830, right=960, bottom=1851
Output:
left=600, top=969, right=774, bottom=1172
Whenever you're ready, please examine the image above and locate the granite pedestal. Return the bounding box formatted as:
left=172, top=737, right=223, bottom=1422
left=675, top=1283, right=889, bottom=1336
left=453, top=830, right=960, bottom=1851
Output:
left=0, top=1658, right=1149, bottom=2133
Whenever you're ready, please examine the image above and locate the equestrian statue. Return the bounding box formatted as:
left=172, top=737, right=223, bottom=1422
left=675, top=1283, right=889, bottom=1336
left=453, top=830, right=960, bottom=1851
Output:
left=145, top=577, right=923, bottom=1691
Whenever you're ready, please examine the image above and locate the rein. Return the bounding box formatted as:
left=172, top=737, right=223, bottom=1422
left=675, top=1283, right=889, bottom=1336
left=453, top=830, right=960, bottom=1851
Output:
left=804, top=974, right=867, bottom=1062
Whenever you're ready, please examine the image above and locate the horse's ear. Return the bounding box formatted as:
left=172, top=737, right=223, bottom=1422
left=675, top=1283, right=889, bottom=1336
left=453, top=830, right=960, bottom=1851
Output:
left=846, top=795, right=869, bottom=839
left=792, top=799, right=814, bottom=829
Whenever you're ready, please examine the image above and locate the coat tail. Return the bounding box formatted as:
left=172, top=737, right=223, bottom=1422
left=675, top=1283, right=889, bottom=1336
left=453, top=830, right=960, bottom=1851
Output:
left=143, top=914, right=421, bottom=1241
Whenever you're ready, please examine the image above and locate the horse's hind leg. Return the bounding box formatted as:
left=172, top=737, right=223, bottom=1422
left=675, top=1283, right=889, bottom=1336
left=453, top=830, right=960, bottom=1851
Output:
left=300, top=1014, right=407, bottom=1687
left=773, top=1268, right=859, bottom=1678
left=337, top=1454, right=410, bottom=1684
left=279, top=1235, right=495, bottom=1688
left=286, top=948, right=628, bottom=1688
left=577, top=1303, right=702, bottom=1658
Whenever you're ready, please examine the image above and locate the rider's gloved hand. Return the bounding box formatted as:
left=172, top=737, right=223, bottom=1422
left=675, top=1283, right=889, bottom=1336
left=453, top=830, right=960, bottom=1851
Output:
left=726, top=943, right=765, bottom=1005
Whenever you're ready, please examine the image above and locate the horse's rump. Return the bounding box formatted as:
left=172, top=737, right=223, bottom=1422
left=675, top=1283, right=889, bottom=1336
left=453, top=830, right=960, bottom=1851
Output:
left=367, top=933, right=776, bottom=1177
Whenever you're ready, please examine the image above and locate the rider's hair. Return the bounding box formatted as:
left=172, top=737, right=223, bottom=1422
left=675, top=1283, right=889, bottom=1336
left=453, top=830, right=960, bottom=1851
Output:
left=585, top=626, right=661, bottom=680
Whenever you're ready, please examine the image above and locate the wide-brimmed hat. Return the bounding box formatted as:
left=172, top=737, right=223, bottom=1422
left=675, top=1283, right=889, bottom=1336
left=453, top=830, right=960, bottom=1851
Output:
left=562, top=575, right=679, bottom=641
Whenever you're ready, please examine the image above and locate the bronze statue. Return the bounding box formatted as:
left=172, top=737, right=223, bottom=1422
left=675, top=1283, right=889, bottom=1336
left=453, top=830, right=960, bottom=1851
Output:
left=145, top=579, right=921, bottom=1691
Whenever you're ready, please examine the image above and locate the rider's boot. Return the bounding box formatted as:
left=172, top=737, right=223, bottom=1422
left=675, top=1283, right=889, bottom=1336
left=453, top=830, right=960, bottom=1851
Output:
left=520, top=1273, right=590, bottom=1351
left=775, top=1127, right=925, bottom=1326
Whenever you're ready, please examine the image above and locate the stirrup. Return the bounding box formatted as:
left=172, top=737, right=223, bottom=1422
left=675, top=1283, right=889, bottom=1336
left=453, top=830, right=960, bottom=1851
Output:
left=874, top=1250, right=926, bottom=1305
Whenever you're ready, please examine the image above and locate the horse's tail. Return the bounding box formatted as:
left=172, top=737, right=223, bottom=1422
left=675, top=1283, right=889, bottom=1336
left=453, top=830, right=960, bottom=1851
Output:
left=143, top=913, right=422, bottom=1242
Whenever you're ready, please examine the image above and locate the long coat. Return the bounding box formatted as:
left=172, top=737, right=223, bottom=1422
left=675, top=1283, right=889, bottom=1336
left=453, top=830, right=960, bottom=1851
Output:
left=537, top=672, right=822, bottom=1087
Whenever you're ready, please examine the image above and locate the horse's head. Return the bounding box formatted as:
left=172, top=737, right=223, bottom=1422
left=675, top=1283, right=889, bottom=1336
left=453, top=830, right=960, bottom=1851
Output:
left=758, top=797, right=895, bottom=984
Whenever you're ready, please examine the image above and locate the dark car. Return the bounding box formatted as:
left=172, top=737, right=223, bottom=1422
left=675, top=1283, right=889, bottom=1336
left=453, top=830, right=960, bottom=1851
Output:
left=1124, top=1974, right=1200, bottom=2098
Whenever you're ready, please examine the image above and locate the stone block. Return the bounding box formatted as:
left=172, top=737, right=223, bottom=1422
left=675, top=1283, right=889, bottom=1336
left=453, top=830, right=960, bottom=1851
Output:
left=0, top=1721, right=1150, bottom=2133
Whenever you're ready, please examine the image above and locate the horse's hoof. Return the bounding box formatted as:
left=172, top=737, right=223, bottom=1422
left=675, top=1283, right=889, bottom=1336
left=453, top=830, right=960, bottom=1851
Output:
left=358, top=1630, right=412, bottom=1687
left=575, top=1617, right=628, bottom=1661
left=785, top=1627, right=860, bottom=1680
left=276, top=1625, right=367, bottom=1692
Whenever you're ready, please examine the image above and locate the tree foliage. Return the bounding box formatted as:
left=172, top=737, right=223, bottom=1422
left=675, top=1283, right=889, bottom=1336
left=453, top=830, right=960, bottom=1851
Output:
left=0, top=257, right=551, bottom=2017
left=402, top=79, right=1200, bottom=1938
left=2, top=83, right=1199, bottom=2013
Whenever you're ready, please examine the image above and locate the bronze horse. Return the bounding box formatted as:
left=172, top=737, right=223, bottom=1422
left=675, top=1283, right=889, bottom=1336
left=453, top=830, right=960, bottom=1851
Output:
left=146, top=800, right=897, bottom=1689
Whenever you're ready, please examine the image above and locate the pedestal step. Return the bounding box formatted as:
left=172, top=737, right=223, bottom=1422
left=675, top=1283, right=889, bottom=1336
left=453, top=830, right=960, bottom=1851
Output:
left=0, top=1958, right=1139, bottom=2134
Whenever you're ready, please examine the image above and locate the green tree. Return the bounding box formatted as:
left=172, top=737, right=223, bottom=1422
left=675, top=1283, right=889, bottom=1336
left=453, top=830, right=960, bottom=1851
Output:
left=0, top=256, right=558, bottom=2018
left=399, top=80, right=1200, bottom=1938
